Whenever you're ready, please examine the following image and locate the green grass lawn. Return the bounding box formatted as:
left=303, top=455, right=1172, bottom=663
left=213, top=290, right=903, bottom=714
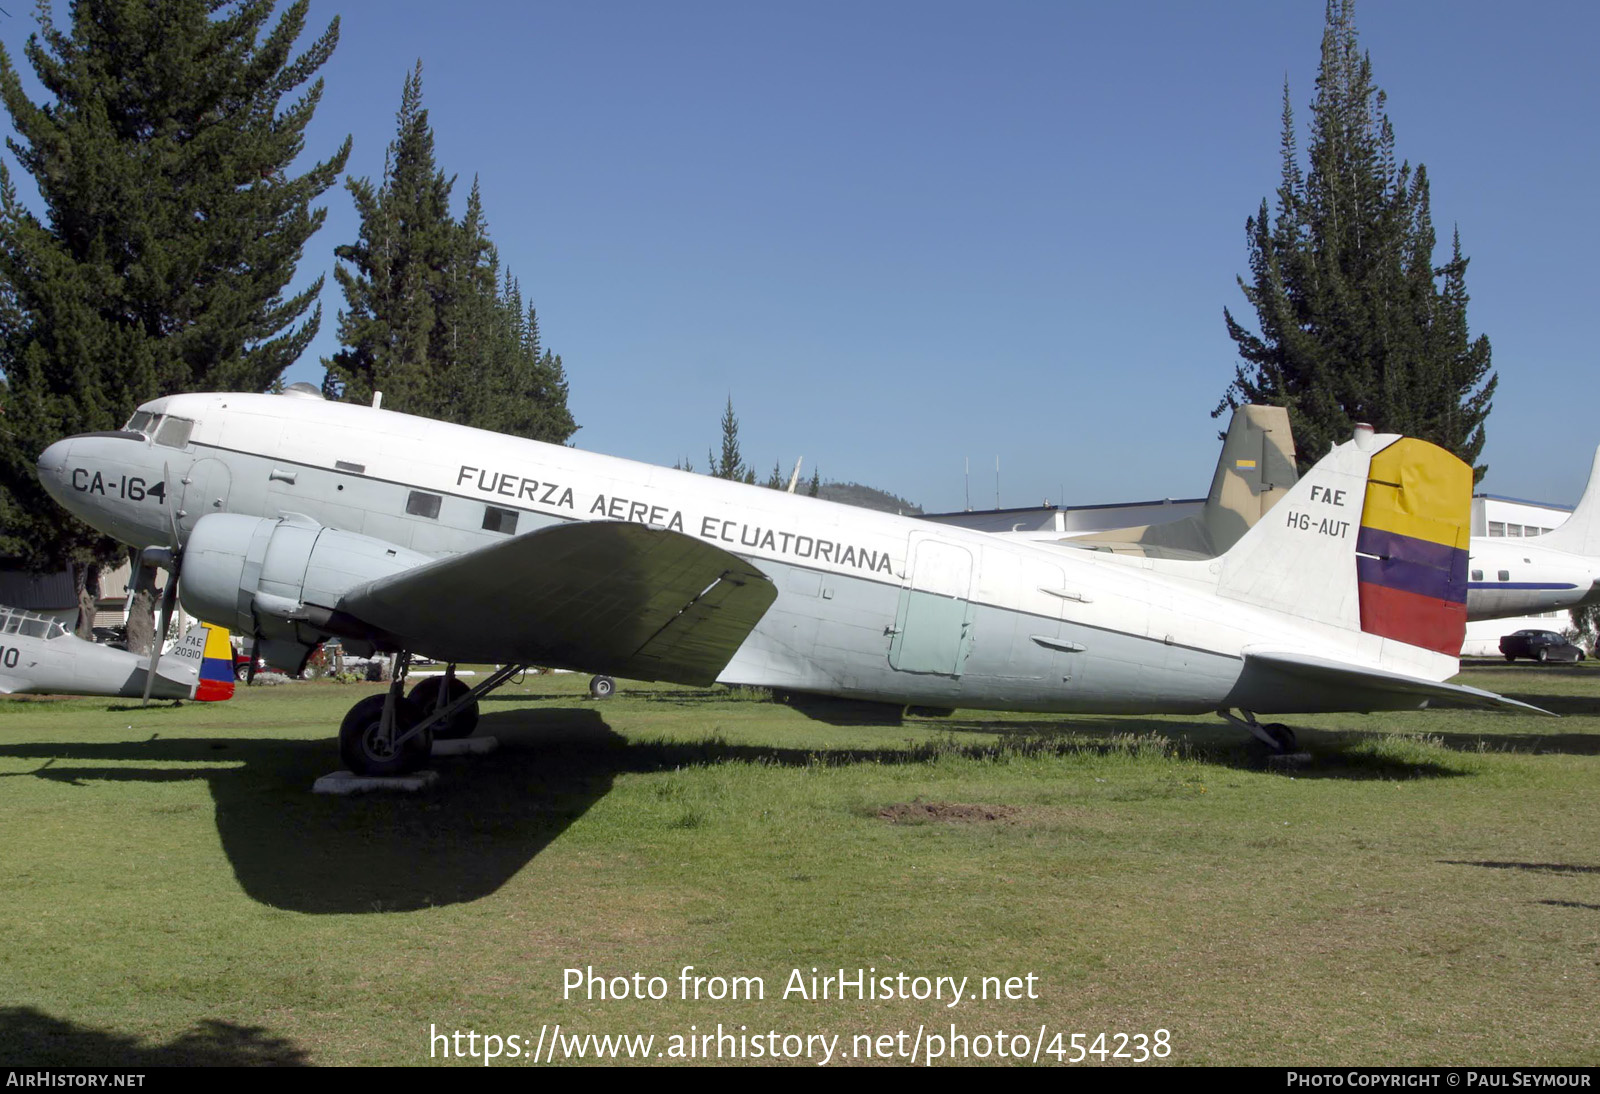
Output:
left=1, top=664, right=1596, bottom=1066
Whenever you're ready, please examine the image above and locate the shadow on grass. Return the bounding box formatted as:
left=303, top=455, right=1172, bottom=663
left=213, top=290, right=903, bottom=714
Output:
left=1439, top=860, right=1600, bottom=875
left=927, top=714, right=1469, bottom=780
left=0, top=702, right=1506, bottom=915
left=0, top=1006, right=306, bottom=1066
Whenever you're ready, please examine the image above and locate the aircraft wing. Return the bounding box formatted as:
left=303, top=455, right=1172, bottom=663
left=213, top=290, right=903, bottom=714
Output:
left=1227, top=649, right=1551, bottom=715
left=335, top=521, right=778, bottom=685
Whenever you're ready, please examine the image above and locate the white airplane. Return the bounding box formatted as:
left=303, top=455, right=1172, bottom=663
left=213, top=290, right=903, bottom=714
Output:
left=35, top=389, right=1534, bottom=774
left=0, top=605, right=235, bottom=702
left=1462, top=450, right=1600, bottom=622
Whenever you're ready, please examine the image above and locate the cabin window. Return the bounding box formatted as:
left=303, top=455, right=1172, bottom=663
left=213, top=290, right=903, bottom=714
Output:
left=1498, top=570, right=1510, bottom=582
left=405, top=490, right=441, bottom=519
left=1470, top=569, right=1482, bottom=581
left=483, top=506, right=519, bottom=535
left=153, top=416, right=194, bottom=449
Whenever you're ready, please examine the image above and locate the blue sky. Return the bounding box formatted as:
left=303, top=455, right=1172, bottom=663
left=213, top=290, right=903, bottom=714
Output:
left=6, top=2, right=1597, bottom=513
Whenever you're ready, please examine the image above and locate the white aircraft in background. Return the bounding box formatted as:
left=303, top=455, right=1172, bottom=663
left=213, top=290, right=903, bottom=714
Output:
left=1462, top=449, right=1600, bottom=622
left=0, top=605, right=234, bottom=702
left=37, top=389, right=1533, bottom=774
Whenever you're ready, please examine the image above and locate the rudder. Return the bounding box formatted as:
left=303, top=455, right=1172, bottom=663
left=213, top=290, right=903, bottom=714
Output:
left=1354, top=438, right=1471, bottom=656
left=1217, top=431, right=1472, bottom=659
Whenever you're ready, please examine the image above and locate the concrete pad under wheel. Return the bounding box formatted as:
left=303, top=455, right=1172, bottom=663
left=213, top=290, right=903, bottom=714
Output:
left=313, top=769, right=439, bottom=795
left=431, top=736, right=498, bottom=757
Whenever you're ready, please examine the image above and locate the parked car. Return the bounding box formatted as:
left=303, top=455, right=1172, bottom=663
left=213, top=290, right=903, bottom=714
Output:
left=1498, top=629, right=1587, bottom=663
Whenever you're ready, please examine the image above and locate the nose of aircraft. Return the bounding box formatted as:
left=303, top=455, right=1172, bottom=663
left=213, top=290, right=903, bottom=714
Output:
left=36, top=437, right=72, bottom=505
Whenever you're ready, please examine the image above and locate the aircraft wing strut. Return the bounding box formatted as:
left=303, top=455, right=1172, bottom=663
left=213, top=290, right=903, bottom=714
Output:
left=336, top=521, right=778, bottom=685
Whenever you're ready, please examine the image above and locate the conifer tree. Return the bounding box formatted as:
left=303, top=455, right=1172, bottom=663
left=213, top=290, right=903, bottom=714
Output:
left=0, top=0, right=349, bottom=611
left=1217, top=0, right=1495, bottom=478
left=324, top=64, right=575, bottom=445
left=709, top=396, right=754, bottom=482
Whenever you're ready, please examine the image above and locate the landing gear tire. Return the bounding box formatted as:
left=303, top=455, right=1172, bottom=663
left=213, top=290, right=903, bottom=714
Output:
left=589, top=675, right=616, bottom=700
left=340, top=694, right=431, bottom=776
left=408, top=676, right=479, bottom=739
left=1262, top=722, right=1298, bottom=753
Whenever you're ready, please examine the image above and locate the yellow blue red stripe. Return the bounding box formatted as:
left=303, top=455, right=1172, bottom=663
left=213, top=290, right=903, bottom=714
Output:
left=195, top=624, right=236, bottom=702
left=1357, top=439, right=1470, bottom=655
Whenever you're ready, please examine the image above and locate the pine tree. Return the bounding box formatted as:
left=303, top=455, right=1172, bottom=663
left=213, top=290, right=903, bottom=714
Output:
left=0, top=0, right=349, bottom=606
left=1217, top=0, right=1495, bottom=478
left=324, top=64, right=575, bottom=444
left=710, top=396, right=752, bottom=482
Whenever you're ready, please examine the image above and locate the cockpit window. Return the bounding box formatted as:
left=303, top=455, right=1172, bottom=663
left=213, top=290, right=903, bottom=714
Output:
left=154, top=416, right=194, bottom=449
left=125, top=410, right=155, bottom=435
left=0, top=606, right=64, bottom=639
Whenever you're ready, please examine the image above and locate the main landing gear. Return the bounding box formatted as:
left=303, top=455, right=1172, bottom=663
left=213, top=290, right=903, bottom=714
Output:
left=338, top=654, right=529, bottom=776
left=1216, top=709, right=1299, bottom=754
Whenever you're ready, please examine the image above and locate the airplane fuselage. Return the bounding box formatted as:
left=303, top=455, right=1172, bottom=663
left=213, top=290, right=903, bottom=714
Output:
left=0, top=606, right=201, bottom=699
left=1465, top=538, right=1599, bottom=621
left=39, top=392, right=1451, bottom=717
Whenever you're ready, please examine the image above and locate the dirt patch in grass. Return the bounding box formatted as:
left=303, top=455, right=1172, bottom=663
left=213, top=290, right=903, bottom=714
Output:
left=878, top=801, right=1019, bottom=823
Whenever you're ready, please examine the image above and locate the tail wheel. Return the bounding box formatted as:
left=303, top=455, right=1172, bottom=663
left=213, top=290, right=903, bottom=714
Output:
left=340, top=694, right=431, bottom=776
left=407, top=676, right=479, bottom=739
left=589, top=675, right=616, bottom=699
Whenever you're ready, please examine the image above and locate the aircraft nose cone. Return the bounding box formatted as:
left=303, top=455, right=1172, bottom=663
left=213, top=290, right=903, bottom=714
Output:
left=36, top=438, right=72, bottom=504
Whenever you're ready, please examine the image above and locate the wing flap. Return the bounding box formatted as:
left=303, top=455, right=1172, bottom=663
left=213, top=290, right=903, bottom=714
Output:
left=336, top=521, right=776, bottom=685
left=1227, top=649, right=1549, bottom=715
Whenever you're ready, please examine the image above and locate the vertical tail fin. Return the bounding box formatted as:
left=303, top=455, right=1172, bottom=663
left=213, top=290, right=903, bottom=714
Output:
left=193, top=622, right=236, bottom=702
left=1217, top=432, right=1470, bottom=658
left=1200, top=404, right=1298, bottom=554
left=1069, top=404, right=1299, bottom=558
left=1529, top=446, right=1600, bottom=557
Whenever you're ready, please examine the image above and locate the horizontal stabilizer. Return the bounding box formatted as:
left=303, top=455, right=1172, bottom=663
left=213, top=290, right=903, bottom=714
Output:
left=338, top=520, right=778, bottom=685
left=1225, top=649, right=1549, bottom=716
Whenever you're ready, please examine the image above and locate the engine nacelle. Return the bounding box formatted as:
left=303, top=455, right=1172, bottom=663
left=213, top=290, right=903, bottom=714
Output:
left=180, top=513, right=433, bottom=672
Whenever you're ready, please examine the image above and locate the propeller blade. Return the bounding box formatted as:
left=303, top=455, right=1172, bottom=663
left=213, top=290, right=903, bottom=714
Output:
left=141, top=571, right=180, bottom=707
left=141, top=470, right=184, bottom=707
left=162, top=461, right=181, bottom=545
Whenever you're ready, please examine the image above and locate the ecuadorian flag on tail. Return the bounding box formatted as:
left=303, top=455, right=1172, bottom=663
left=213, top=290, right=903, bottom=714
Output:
left=1356, top=439, right=1471, bottom=656
left=195, top=623, right=236, bottom=702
